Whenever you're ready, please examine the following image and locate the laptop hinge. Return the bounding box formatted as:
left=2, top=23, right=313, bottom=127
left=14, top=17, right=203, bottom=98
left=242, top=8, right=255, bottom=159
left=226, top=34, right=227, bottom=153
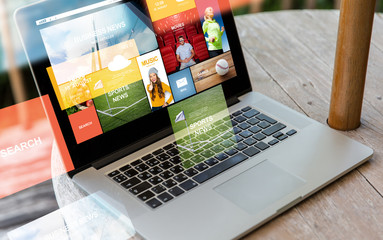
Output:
left=226, top=95, right=240, bottom=107
left=91, top=127, right=173, bottom=170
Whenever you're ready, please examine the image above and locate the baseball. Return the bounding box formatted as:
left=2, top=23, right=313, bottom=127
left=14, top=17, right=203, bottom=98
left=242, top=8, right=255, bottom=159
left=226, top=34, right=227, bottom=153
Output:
left=215, top=59, right=229, bottom=76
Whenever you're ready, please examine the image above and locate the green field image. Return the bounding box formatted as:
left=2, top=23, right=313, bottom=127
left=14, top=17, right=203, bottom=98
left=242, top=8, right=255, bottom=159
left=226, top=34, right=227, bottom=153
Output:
left=93, top=80, right=151, bottom=133
left=168, top=86, right=235, bottom=168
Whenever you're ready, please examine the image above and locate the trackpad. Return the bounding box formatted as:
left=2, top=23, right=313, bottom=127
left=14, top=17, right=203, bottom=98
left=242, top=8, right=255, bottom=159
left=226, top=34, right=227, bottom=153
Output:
left=214, top=160, right=306, bottom=215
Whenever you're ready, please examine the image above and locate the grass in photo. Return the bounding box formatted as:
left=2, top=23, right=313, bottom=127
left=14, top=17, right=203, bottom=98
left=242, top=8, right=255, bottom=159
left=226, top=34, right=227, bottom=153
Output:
left=93, top=81, right=151, bottom=132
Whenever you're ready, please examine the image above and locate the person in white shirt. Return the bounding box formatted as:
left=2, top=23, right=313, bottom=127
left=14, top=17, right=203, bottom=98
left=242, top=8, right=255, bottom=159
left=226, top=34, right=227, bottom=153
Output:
left=176, top=36, right=196, bottom=70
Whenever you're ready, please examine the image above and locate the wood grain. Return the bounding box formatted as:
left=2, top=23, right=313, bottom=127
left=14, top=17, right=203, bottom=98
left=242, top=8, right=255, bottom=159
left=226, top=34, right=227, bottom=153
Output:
left=328, top=0, right=376, bottom=130
left=235, top=10, right=383, bottom=239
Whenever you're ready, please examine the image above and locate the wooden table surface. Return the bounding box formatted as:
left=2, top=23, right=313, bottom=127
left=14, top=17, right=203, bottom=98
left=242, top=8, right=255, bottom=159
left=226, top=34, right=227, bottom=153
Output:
left=236, top=10, right=383, bottom=240
left=1, top=10, right=383, bottom=239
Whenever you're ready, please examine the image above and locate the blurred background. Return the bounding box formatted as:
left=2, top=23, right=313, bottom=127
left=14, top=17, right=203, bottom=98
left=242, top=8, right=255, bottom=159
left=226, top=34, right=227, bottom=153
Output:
left=1, top=0, right=383, bottom=110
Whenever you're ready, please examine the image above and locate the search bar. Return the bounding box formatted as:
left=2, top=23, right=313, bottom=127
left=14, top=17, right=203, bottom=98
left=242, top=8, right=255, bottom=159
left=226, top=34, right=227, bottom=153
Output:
left=36, top=0, right=123, bottom=26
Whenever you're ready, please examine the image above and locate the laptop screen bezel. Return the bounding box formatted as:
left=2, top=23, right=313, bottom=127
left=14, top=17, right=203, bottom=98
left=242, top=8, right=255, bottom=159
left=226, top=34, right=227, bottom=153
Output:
left=15, top=0, right=252, bottom=170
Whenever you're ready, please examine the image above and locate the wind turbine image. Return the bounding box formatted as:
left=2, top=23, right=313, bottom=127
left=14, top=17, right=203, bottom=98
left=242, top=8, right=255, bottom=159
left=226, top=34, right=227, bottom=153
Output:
left=175, top=111, right=194, bottom=151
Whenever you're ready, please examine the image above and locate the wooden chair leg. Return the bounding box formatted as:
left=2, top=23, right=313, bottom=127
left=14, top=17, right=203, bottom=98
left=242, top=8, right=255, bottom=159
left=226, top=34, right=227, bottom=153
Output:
left=328, top=0, right=376, bottom=130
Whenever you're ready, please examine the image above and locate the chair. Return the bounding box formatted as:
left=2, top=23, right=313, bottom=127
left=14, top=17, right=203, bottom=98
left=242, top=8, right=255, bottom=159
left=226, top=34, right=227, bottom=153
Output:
left=160, top=46, right=179, bottom=74
left=192, top=34, right=209, bottom=62
left=156, top=36, right=164, bottom=48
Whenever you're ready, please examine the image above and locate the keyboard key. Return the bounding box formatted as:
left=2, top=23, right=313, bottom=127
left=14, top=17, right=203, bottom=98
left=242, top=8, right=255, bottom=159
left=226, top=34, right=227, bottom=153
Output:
left=149, top=176, right=163, bottom=185
left=180, top=160, right=194, bottom=169
left=286, top=129, right=297, bottom=136
left=231, top=135, right=243, bottom=143
left=258, top=121, right=271, bottom=129
left=221, top=140, right=234, bottom=148
left=108, top=170, right=120, bottom=178
left=193, top=153, right=248, bottom=184
left=124, top=169, right=138, bottom=178
left=205, top=158, right=219, bottom=166
left=233, top=126, right=242, bottom=134
left=241, top=106, right=252, bottom=112
left=138, top=190, right=155, bottom=201
left=130, top=182, right=152, bottom=195
left=238, top=122, right=251, bottom=130
left=157, top=192, right=174, bottom=203
left=138, top=172, right=152, bottom=181
left=174, top=173, right=188, bottom=183
left=249, top=126, right=261, bottom=134
left=166, top=148, right=179, bottom=156
left=247, top=118, right=260, bottom=125
left=235, top=142, right=248, bottom=151
left=234, top=116, right=247, bottom=123
left=216, top=124, right=229, bottom=132
left=142, top=154, right=153, bottom=161
left=152, top=185, right=166, bottom=194
left=243, top=147, right=261, bottom=157
left=243, top=138, right=257, bottom=146
left=148, top=166, right=163, bottom=175
left=194, top=163, right=208, bottom=172
left=201, top=150, right=215, bottom=158
left=211, top=145, right=225, bottom=153
left=170, top=165, right=185, bottom=174
left=262, top=123, right=287, bottom=136
left=268, top=139, right=279, bottom=146
left=232, top=110, right=242, bottom=116
left=156, top=153, right=171, bottom=161
left=146, top=158, right=160, bottom=167
left=255, top=142, right=270, bottom=151
left=121, top=177, right=140, bottom=189
left=273, top=132, right=284, bottom=138
left=153, top=149, right=164, bottom=155
left=163, top=144, right=174, bottom=150
left=135, top=163, right=149, bottom=172
left=191, top=155, right=205, bottom=164
left=225, top=148, right=238, bottom=156
left=184, top=168, right=199, bottom=177
left=253, top=133, right=266, bottom=141
left=131, top=159, right=142, bottom=166
left=159, top=161, right=173, bottom=170
left=221, top=132, right=233, bottom=139
left=119, top=164, right=131, bottom=172
left=239, top=130, right=252, bottom=139
left=256, top=113, right=277, bottom=124
left=179, top=180, right=198, bottom=191
left=244, top=109, right=260, bottom=118
left=160, top=170, right=174, bottom=179
left=170, top=156, right=182, bottom=165
left=113, top=174, right=128, bottom=183
left=278, top=135, right=288, bottom=141
left=230, top=120, right=238, bottom=127
left=163, top=179, right=177, bottom=188
left=169, top=186, right=185, bottom=197
left=215, top=153, right=228, bottom=161
left=146, top=198, right=162, bottom=209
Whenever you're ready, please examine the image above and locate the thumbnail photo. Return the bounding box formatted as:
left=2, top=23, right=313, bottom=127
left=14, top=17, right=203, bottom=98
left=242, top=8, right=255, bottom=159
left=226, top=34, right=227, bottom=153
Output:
left=152, top=7, right=210, bottom=74
left=137, top=50, right=175, bottom=111
left=195, top=0, right=230, bottom=57
left=168, top=69, right=197, bottom=102
left=93, top=81, right=151, bottom=133
left=190, top=51, right=236, bottom=92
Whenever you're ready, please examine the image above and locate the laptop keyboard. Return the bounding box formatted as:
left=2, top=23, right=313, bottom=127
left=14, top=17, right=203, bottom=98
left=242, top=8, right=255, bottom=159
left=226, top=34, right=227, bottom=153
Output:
left=106, top=106, right=297, bottom=209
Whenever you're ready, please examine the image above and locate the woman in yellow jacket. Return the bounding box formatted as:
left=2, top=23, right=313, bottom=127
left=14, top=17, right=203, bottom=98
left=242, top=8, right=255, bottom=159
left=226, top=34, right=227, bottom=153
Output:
left=147, top=67, right=173, bottom=111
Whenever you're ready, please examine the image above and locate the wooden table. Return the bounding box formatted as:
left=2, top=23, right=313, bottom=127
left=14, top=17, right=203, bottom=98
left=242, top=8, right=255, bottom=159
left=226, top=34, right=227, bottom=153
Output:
left=1, top=10, right=383, bottom=239
left=236, top=10, right=383, bottom=239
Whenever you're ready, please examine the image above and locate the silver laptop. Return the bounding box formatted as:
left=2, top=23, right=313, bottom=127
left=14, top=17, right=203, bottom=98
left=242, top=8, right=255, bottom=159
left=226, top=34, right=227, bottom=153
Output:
left=15, top=0, right=373, bottom=239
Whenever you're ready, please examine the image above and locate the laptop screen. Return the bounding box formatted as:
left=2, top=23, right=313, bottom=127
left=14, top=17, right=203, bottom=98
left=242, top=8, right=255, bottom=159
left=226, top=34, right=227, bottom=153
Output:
left=16, top=0, right=251, bottom=169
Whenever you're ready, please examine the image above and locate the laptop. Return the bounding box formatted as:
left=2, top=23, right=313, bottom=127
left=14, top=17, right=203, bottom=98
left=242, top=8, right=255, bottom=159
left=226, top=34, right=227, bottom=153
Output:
left=15, top=0, right=373, bottom=239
